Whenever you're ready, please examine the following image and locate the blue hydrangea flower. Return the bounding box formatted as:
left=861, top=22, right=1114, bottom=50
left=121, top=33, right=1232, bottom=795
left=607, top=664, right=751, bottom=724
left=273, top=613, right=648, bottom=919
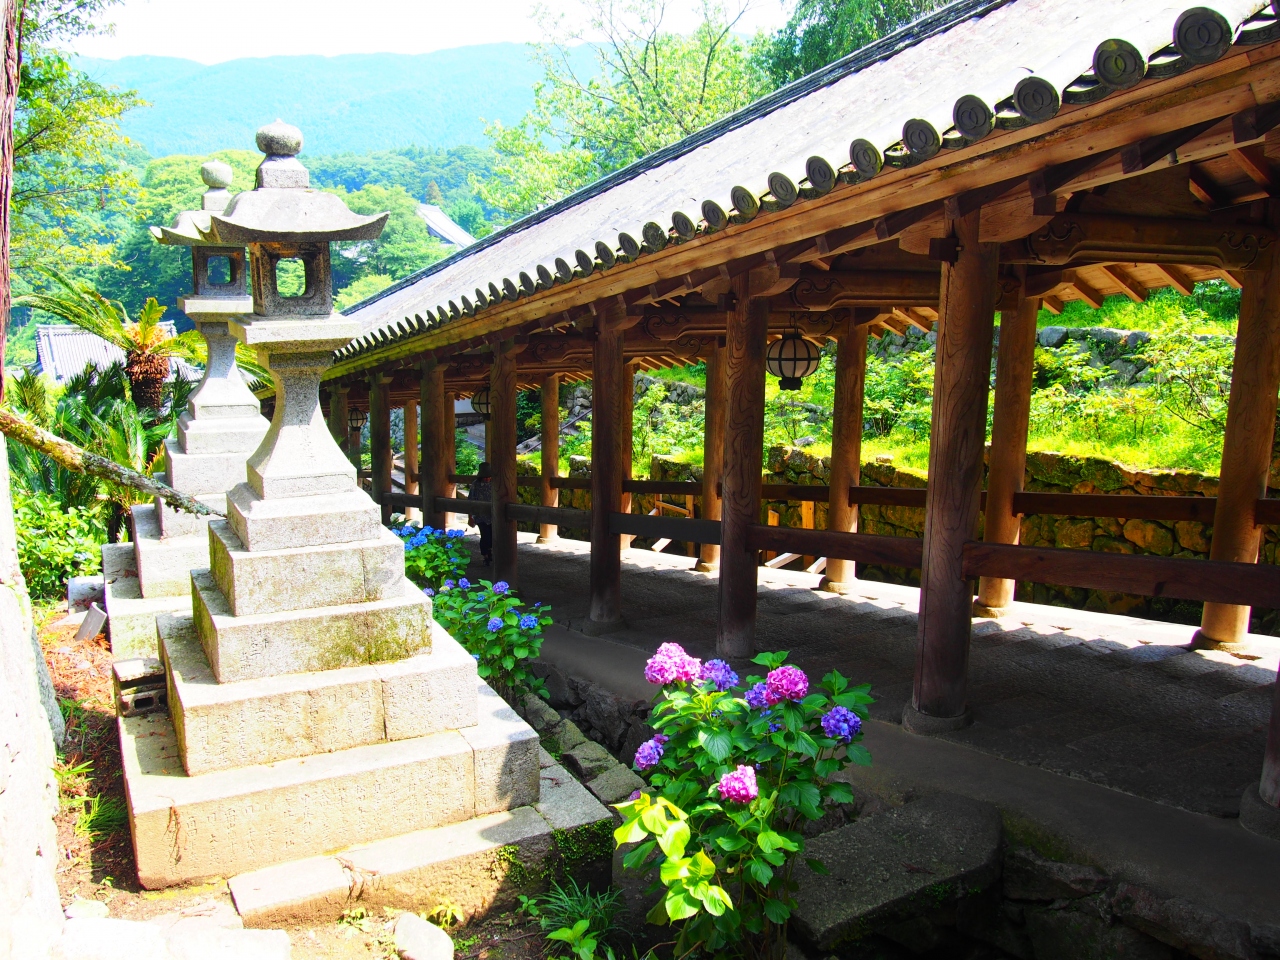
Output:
left=768, top=722, right=783, bottom=733
left=534, top=601, right=542, bottom=608
left=820, top=705, right=861, bottom=743
left=422, top=587, right=435, bottom=597
left=448, top=529, right=465, bottom=538
left=744, top=682, right=769, bottom=709
left=700, top=659, right=739, bottom=692
left=519, top=614, right=538, bottom=630
left=633, top=734, right=668, bottom=770
left=423, top=525, right=435, bottom=536
left=400, top=524, right=415, bottom=537
left=472, top=653, right=481, bottom=661
left=486, top=616, right=503, bottom=632
left=459, top=578, right=471, bottom=589
left=493, top=581, right=509, bottom=594
left=443, top=580, right=456, bottom=589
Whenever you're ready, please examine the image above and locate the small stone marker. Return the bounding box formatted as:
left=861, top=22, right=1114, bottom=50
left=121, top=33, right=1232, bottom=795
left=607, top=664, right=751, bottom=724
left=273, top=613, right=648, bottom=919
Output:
left=394, top=912, right=455, bottom=960
left=63, top=898, right=109, bottom=919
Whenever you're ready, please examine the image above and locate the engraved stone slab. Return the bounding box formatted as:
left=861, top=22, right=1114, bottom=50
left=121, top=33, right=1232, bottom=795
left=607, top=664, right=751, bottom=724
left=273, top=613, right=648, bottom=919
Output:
left=226, top=482, right=381, bottom=552
left=121, top=711, right=474, bottom=889
left=208, top=519, right=404, bottom=617
left=163, top=438, right=254, bottom=497
left=375, top=632, right=480, bottom=741
left=460, top=682, right=541, bottom=816
left=131, top=504, right=208, bottom=598
left=192, top=570, right=432, bottom=683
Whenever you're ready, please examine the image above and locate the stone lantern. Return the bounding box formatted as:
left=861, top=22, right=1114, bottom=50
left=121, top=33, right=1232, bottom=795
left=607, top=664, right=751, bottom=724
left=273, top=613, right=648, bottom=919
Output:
left=101, top=161, right=270, bottom=659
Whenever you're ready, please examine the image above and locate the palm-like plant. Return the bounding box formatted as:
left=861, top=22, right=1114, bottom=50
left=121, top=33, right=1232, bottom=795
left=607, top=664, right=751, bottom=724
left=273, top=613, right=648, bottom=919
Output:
left=15, top=268, right=270, bottom=412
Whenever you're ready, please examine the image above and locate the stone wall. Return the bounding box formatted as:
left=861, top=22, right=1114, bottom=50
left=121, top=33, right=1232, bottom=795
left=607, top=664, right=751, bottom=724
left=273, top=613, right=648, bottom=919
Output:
left=0, top=438, right=66, bottom=960
left=765, top=445, right=1280, bottom=632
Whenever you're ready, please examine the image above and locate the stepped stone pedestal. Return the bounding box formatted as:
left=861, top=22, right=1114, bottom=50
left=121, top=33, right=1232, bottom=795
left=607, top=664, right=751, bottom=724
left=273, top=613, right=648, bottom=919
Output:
left=119, top=122, right=614, bottom=919
left=104, top=162, right=270, bottom=659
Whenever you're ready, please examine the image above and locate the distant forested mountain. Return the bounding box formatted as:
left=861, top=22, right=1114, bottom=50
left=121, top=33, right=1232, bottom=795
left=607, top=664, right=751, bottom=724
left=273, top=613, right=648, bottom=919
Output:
left=73, top=44, right=597, bottom=156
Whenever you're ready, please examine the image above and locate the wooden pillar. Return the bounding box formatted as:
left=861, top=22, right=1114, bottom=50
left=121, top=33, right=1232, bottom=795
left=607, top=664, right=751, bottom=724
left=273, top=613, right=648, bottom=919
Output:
left=369, top=373, right=393, bottom=525
left=327, top=385, right=350, bottom=452
left=538, top=373, right=560, bottom=543
left=589, top=304, right=626, bottom=630
left=403, top=397, right=420, bottom=522
left=696, top=338, right=727, bottom=572
left=620, top=361, right=636, bottom=549
left=490, top=343, right=519, bottom=586
left=907, top=208, right=999, bottom=733
left=443, top=390, right=457, bottom=527
left=420, top=360, right=448, bottom=529
left=717, top=277, right=770, bottom=657
left=975, top=288, right=1040, bottom=615
left=1196, top=249, right=1280, bottom=651
left=821, top=320, right=868, bottom=592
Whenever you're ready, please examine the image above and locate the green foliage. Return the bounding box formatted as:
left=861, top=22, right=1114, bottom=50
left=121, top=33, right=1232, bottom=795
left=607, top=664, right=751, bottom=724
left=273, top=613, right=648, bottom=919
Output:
left=862, top=350, right=933, bottom=439
left=1140, top=324, right=1234, bottom=435
left=13, top=489, right=106, bottom=601
left=431, top=579, right=551, bottom=700
left=633, top=382, right=706, bottom=473
left=331, top=183, right=451, bottom=292
left=75, top=793, right=128, bottom=840
left=516, top=390, right=542, bottom=443
left=396, top=524, right=471, bottom=588
left=480, top=0, right=766, bottom=220
left=335, top=274, right=394, bottom=312
left=1038, top=283, right=1240, bottom=331
left=455, top=432, right=481, bottom=475
left=617, top=649, right=872, bottom=958
left=756, top=0, right=945, bottom=86
left=520, top=880, right=624, bottom=960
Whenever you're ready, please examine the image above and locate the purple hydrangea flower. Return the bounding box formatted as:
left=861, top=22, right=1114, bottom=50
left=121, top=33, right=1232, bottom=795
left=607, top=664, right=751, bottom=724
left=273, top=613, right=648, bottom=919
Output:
left=700, top=659, right=739, bottom=691
left=717, top=765, right=759, bottom=803
left=493, top=581, right=510, bottom=594
left=422, top=587, right=435, bottom=597
left=486, top=616, right=503, bottom=632
left=821, top=706, right=861, bottom=743
left=442, top=580, right=456, bottom=590
left=744, top=682, right=769, bottom=709
left=459, top=578, right=471, bottom=589
left=633, top=736, right=666, bottom=770
left=766, top=665, right=809, bottom=704
left=644, top=642, right=702, bottom=685
left=768, top=722, right=783, bottom=733
left=629, top=789, right=643, bottom=801
left=519, top=614, right=538, bottom=630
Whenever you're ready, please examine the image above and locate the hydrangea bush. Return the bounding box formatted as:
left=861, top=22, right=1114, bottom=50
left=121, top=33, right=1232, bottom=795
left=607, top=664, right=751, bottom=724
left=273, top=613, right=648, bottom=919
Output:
left=396, top=523, right=471, bottom=587
left=431, top=578, right=551, bottom=699
left=614, top=644, right=872, bottom=960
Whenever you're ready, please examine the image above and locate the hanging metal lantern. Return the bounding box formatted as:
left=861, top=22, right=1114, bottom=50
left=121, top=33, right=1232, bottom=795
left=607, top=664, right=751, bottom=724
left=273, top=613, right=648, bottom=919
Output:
left=766, top=331, right=821, bottom=390
left=347, top=408, right=368, bottom=433
left=470, top=388, right=492, bottom=420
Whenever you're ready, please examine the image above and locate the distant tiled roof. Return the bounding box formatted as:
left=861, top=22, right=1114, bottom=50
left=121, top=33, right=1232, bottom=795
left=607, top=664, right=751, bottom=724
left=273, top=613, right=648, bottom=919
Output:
left=32, top=323, right=193, bottom=384
left=417, top=204, right=476, bottom=248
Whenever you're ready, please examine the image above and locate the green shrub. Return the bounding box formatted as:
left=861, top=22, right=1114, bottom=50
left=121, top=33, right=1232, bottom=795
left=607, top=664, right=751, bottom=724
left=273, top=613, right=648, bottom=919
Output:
left=396, top=523, right=470, bottom=587
left=13, top=489, right=106, bottom=601
left=432, top=578, right=550, bottom=700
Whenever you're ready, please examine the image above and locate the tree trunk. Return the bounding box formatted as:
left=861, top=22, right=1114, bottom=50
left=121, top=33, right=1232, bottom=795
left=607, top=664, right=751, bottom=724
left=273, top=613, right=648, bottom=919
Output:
left=0, top=0, right=20, bottom=401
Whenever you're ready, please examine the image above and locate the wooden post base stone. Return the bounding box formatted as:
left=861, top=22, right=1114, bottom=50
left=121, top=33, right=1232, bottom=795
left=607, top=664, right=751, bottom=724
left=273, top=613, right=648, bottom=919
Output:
left=902, top=702, right=973, bottom=736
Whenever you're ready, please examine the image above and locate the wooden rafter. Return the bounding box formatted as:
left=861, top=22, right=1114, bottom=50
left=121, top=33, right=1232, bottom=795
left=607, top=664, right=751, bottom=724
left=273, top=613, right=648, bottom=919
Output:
left=1098, top=264, right=1147, bottom=303
left=1151, top=263, right=1195, bottom=296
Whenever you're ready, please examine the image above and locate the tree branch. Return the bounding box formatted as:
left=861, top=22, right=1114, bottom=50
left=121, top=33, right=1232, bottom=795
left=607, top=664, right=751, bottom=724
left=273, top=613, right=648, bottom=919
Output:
left=0, top=407, right=225, bottom=518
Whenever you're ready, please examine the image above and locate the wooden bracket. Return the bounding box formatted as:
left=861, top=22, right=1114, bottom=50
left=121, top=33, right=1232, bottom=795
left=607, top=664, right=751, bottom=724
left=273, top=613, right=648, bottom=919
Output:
left=1121, top=116, right=1225, bottom=174
left=944, top=174, right=1028, bottom=220
left=1029, top=149, right=1120, bottom=198
left=1233, top=101, right=1280, bottom=143
left=875, top=200, right=942, bottom=241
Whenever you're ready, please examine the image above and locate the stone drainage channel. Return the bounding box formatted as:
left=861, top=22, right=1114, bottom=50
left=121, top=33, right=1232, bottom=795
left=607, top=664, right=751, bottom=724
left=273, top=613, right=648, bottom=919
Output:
left=523, top=657, right=1280, bottom=960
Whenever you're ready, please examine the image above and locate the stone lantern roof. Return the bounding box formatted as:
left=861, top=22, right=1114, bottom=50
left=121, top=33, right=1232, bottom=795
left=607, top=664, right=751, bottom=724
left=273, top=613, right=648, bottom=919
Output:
left=149, top=161, right=238, bottom=247
left=203, top=121, right=387, bottom=245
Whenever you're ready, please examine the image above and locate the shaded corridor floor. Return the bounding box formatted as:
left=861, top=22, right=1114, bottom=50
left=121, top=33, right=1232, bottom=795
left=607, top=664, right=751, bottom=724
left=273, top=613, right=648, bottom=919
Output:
left=472, top=533, right=1280, bottom=820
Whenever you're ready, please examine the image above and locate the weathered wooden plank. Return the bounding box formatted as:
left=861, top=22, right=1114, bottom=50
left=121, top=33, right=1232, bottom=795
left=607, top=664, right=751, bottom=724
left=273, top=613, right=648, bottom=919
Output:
left=609, top=512, right=722, bottom=545
left=435, top=497, right=486, bottom=513
left=962, top=542, right=1280, bottom=607
left=746, top=524, right=923, bottom=568
left=507, top=503, right=591, bottom=529
left=1013, top=491, right=1218, bottom=524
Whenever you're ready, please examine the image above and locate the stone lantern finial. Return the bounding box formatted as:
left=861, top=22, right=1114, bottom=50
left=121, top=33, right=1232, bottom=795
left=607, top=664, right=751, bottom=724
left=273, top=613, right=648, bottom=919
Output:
left=254, top=119, right=307, bottom=189
left=200, top=160, right=234, bottom=211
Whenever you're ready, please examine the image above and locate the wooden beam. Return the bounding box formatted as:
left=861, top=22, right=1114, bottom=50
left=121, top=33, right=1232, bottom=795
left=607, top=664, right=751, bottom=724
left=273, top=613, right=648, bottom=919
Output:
left=1200, top=249, right=1280, bottom=648
left=490, top=340, right=519, bottom=585
left=697, top=338, right=726, bottom=572
left=1229, top=145, right=1274, bottom=192
left=747, top=525, right=922, bottom=569
left=823, top=322, right=867, bottom=591
left=977, top=291, right=1038, bottom=615
left=1232, top=101, right=1280, bottom=143
left=912, top=207, right=998, bottom=727
left=1067, top=275, right=1105, bottom=309
left=1121, top=116, right=1224, bottom=174
left=537, top=372, right=560, bottom=543
left=788, top=221, right=877, bottom=263
left=1099, top=264, right=1147, bottom=303
left=1220, top=269, right=1244, bottom=289
left=1001, top=214, right=1276, bottom=270
left=1041, top=294, right=1064, bottom=315
left=1187, top=165, right=1227, bottom=209
left=875, top=200, right=943, bottom=241
left=1029, top=149, right=1121, bottom=198
left=1013, top=491, right=1217, bottom=524
left=963, top=542, right=1280, bottom=608
left=420, top=360, right=449, bottom=528
left=781, top=269, right=940, bottom=310
left=610, top=512, right=721, bottom=545
left=1151, top=263, right=1196, bottom=296
left=944, top=174, right=1029, bottom=220
left=589, top=304, right=626, bottom=628
left=718, top=276, right=769, bottom=657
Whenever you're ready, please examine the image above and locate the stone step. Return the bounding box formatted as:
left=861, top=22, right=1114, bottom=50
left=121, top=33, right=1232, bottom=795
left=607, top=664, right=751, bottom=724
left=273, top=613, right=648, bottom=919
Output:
left=161, top=615, right=479, bottom=774
left=103, top=541, right=191, bottom=660
left=122, top=678, right=539, bottom=888
left=192, top=569, right=432, bottom=683
left=229, top=753, right=613, bottom=927
left=131, top=504, right=209, bottom=597
left=791, top=793, right=1002, bottom=951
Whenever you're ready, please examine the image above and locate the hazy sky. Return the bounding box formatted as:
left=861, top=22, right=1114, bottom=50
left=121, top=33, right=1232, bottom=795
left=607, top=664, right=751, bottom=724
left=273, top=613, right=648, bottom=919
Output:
left=70, top=0, right=793, bottom=63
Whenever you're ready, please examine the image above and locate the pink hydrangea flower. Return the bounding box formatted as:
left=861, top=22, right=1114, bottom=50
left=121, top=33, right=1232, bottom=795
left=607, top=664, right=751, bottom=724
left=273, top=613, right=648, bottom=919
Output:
left=765, top=665, right=808, bottom=704
left=644, top=642, right=703, bottom=685
left=717, top=765, right=759, bottom=803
